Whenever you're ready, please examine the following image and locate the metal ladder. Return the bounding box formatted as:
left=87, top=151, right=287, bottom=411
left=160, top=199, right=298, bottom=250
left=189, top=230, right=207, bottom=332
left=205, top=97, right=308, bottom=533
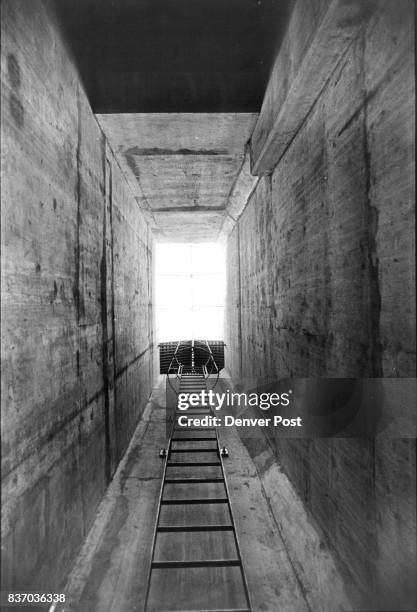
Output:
left=144, top=343, right=252, bottom=612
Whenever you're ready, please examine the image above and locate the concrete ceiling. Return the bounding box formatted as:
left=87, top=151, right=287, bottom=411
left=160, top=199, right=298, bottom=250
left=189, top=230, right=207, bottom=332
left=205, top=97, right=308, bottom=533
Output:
left=55, top=0, right=292, bottom=113
left=97, top=113, right=258, bottom=241
left=54, top=0, right=288, bottom=241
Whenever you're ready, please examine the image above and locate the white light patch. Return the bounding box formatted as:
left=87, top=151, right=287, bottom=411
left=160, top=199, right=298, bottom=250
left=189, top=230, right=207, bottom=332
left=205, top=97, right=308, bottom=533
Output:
left=155, top=243, right=225, bottom=342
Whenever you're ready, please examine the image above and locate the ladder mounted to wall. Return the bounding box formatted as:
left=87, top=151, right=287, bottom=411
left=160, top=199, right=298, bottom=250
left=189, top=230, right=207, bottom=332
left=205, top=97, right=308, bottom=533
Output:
left=144, top=340, right=251, bottom=611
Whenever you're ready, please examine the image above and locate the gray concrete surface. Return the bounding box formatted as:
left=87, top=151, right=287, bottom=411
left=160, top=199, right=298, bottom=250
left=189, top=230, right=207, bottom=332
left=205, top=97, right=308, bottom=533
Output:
left=225, top=1, right=416, bottom=608
left=96, top=113, right=258, bottom=241
left=62, top=383, right=167, bottom=612
left=1, top=0, right=415, bottom=608
left=63, top=379, right=353, bottom=612
left=1, top=0, right=154, bottom=595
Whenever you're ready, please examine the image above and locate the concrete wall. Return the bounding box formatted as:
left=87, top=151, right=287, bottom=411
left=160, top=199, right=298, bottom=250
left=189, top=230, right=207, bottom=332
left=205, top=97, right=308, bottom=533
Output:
left=225, top=0, right=415, bottom=609
left=1, top=0, right=154, bottom=594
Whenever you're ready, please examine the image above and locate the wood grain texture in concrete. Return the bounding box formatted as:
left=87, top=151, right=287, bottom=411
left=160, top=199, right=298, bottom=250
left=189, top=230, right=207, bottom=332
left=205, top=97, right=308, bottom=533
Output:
left=225, top=0, right=415, bottom=609
left=250, top=0, right=375, bottom=174
left=218, top=423, right=353, bottom=612
left=96, top=113, right=258, bottom=241
left=1, top=0, right=154, bottom=595
left=63, top=390, right=167, bottom=612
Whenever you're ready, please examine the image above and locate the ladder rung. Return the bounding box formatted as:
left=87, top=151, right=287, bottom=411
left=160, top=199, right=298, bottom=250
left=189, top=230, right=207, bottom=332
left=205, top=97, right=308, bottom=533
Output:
left=179, top=383, right=206, bottom=386
left=177, top=412, right=211, bottom=416
left=168, top=461, right=221, bottom=467
left=170, top=448, right=218, bottom=453
left=164, top=477, right=224, bottom=484
left=176, top=412, right=211, bottom=417
left=157, top=525, right=233, bottom=532
left=155, top=609, right=250, bottom=612
left=176, top=407, right=211, bottom=411
left=173, top=427, right=216, bottom=431
left=179, top=385, right=206, bottom=388
left=171, top=437, right=216, bottom=442
left=161, top=498, right=228, bottom=505
left=151, top=559, right=241, bottom=569
left=156, top=609, right=251, bottom=612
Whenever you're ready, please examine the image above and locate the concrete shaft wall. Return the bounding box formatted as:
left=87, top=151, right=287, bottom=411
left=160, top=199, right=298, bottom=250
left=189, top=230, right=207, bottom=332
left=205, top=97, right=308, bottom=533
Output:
left=226, top=0, right=415, bottom=608
left=1, top=0, right=154, bottom=592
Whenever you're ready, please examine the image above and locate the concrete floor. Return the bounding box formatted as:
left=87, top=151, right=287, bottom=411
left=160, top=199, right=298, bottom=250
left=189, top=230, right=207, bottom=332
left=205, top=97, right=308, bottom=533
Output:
left=63, top=378, right=351, bottom=612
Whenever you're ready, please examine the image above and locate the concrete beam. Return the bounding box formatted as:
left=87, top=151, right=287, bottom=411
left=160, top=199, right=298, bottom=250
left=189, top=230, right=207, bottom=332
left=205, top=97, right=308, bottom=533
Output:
left=96, top=114, right=257, bottom=242
left=219, top=148, right=259, bottom=240
left=250, top=0, right=375, bottom=175
left=153, top=210, right=225, bottom=242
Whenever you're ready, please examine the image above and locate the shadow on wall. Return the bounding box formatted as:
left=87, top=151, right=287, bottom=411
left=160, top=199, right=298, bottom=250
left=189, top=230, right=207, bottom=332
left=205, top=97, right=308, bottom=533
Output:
left=227, top=377, right=416, bottom=438
left=219, top=374, right=416, bottom=611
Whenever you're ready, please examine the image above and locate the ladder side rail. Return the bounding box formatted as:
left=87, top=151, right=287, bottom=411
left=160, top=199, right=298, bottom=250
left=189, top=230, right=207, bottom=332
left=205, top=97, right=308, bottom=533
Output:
left=143, top=368, right=181, bottom=612
left=214, top=421, right=253, bottom=612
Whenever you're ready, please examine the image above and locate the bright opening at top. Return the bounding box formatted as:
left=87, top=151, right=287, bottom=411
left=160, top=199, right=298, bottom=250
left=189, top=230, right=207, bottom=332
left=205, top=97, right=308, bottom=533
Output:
left=155, top=243, right=226, bottom=343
